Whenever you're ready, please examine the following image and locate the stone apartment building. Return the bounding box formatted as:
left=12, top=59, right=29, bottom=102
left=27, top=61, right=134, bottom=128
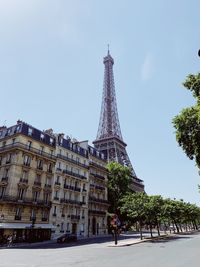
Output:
left=0, top=120, right=56, bottom=242
left=0, top=121, right=108, bottom=242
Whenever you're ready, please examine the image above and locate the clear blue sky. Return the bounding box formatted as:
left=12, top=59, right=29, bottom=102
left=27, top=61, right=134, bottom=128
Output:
left=1, top=0, right=200, bottom=204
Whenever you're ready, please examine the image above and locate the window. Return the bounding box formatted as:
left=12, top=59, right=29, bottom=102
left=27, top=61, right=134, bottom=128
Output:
left=0, top=156, right=2, bottom=166
left=2, top=141, right=6, bottom=147
left=0, top=131, right=2, bottom=137
left=53, top=206, right=57, bottom=216
left=50, top=137, right=54, bottom=145
left=42, top=210, right=48, bottom=220
left=39, top=146, right=44, bottom=155
left=48, top=163, right=53, bottom=173
left=37, top=159, right=43, bottom=170
left=33, top=191, right=40, bottom=202
left=12, top=138, right=16, bottom=144
left=18, top=188, right=25, bottom=200
left=28, top=127, right=33, bottom=136
left=15, top=125, right=21, bottom=133
left=0, top=187, right=6, bottom=198
left=21, top=170, right=28, bottom=180
left=6, top=153, right=12, bottom=164
left=54, top=190, right=59, bottom=199
left=35, top=174, right=41, bottom=183
left=4, top=168, right=9, bottom=178
left=40, top=133, right=45, bottom=141
left=27, top=141, right=32, bottom=149
left=43, top=192, right=50, bottom=204
left=76, top=157, right=79, bottom=163
left=82, top=196, right=85, bottom=203
left=31, top=209, right=36, bottom=219
left=23, top=155, right=31, bottom=166
left=15, top=207, right=22, bottom=220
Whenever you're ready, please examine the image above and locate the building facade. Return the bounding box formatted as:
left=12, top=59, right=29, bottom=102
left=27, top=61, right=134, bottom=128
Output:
left=50, top=134, right=89, bottom=239
left=0, top=120, right=56, bottom=243
left=0, top=121, right=108, bottom=242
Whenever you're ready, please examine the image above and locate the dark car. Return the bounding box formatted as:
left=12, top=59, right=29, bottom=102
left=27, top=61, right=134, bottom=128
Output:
left=57, top=233, right=77, bottom=243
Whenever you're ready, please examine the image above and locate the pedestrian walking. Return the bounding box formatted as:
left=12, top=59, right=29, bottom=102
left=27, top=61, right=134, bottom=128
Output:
left=7, top=235, right=13, bottom=247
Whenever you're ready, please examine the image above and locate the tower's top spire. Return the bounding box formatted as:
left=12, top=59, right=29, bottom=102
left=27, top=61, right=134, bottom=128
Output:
left=96, top=51, right=123, bottom=141
left=107, top=44, right=110, bottom=55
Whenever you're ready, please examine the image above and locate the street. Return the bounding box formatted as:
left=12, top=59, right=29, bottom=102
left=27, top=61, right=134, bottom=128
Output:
left=0, top=232, right=200, bottom=267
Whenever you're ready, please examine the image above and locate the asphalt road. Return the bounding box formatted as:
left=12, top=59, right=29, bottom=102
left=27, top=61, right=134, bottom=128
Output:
left=0, top=232, right=200, bottom=267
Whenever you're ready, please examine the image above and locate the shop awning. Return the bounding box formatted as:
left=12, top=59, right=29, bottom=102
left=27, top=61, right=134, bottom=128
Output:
left=0, top=223, right=55, bottom=229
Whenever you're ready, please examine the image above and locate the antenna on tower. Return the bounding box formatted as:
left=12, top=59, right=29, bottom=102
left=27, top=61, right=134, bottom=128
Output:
left=107, top=44, right=110, bottom=55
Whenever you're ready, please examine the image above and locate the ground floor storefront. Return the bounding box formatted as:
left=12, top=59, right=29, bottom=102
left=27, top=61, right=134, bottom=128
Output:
left=0, top=223, right=53, bottom=244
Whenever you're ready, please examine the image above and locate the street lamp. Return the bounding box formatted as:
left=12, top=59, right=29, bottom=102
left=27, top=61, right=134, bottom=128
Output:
left=198, top=50, right=200, bottom=57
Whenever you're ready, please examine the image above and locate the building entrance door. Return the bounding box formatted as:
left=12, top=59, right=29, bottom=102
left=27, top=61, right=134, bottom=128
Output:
left=72, top=223, right=77, bottom=234
left=92, top=217, right=96, bottom=235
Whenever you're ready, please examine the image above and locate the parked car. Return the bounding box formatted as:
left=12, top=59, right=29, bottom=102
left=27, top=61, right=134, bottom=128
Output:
left=57, top=233, right=77, bottom=243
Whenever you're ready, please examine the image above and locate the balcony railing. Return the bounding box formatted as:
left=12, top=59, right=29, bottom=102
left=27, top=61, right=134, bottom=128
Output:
left=1, top=177, right=8, bottom=182
left=89, top=161, right=107, bottom=171
left=54, top=181, right=61, bottom=186
left=42, top=217, right=48, bottom=221
left=60, top=198, right=83, bottom=206
left=0, top=195, right=51, bottom=207
left=89, top=196, right=109, bottom=205
left=15, top=215, right=21, bottom=220
left=62, top=169, right=87, bottom=180
left=63, top=184, right=81, bottom=192
left=89, top=210, right=106, bottom=215
left=34, top=181, right=41, bottom=187
left=71, top=215, right=80, bottom=220
left=90, top=173, right=105, bottom=180
left=57, top=154, right=89, bottom=169
left=19, top=178, right=28, bottom=184
left=0, top=142, right=56, bottom=161
left=44, top=184, right=51, bottom=189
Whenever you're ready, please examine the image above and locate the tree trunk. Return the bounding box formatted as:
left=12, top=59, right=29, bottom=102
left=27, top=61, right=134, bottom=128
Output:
left=174, top=221, right=179, bottom=233
left=139, top=221, right=143, bottom=240
left=150, top=223, right=153, bottom=238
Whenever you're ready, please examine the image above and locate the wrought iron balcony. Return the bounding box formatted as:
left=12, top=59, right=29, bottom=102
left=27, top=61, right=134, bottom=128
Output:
left=0, top=195, right=51, bottom=208
left=42, top=217, right=48, bottom=221
left=19, top=178, right=28, bottom=184
left=34, top=181, right=41, bottom=186
left=57, top=154, right=89, bottom=169
left=44, top=184, right=51, bottom=189
left=60, top=198, right=82, bottom=206
left=0, top=142, right=56, bottom=161
left=1, top=177, right=8, bottom=182
left=90, top=172, right=105, bottom=180
left=55, top=181, right=61, bottom=186
left=71, top=214, right=80, bottom=220
left=15, top=215, right=21, bottom=220
left=89, top=209, right=106, bottom=215
left=89, top=161, right=107, bottom=171
left=62, top=169, right=87, bottom=180
left=89, top=196, right=109, bottom=205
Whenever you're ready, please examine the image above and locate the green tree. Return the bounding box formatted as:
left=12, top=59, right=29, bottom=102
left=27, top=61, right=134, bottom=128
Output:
left=107, top=162, right=132, bottom=214
left=173, top=73, right=200, bottom=170
left=120, top=192, right=149, bottom=240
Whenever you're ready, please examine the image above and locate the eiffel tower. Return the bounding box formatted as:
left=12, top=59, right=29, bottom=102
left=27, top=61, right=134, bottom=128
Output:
left=93, top=49, right=144, bottom=192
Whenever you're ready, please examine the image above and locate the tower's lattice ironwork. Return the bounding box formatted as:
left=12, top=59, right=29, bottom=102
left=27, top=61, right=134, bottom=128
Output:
left=93, top=50, right=144, bottom=191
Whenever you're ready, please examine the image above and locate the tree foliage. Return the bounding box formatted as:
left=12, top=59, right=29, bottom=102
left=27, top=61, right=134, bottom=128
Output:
left=120, top=192, right=200, bottom=239
left=173, top=73, right=200, bottom=169
left=107, top=162, right=132, bottom=213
